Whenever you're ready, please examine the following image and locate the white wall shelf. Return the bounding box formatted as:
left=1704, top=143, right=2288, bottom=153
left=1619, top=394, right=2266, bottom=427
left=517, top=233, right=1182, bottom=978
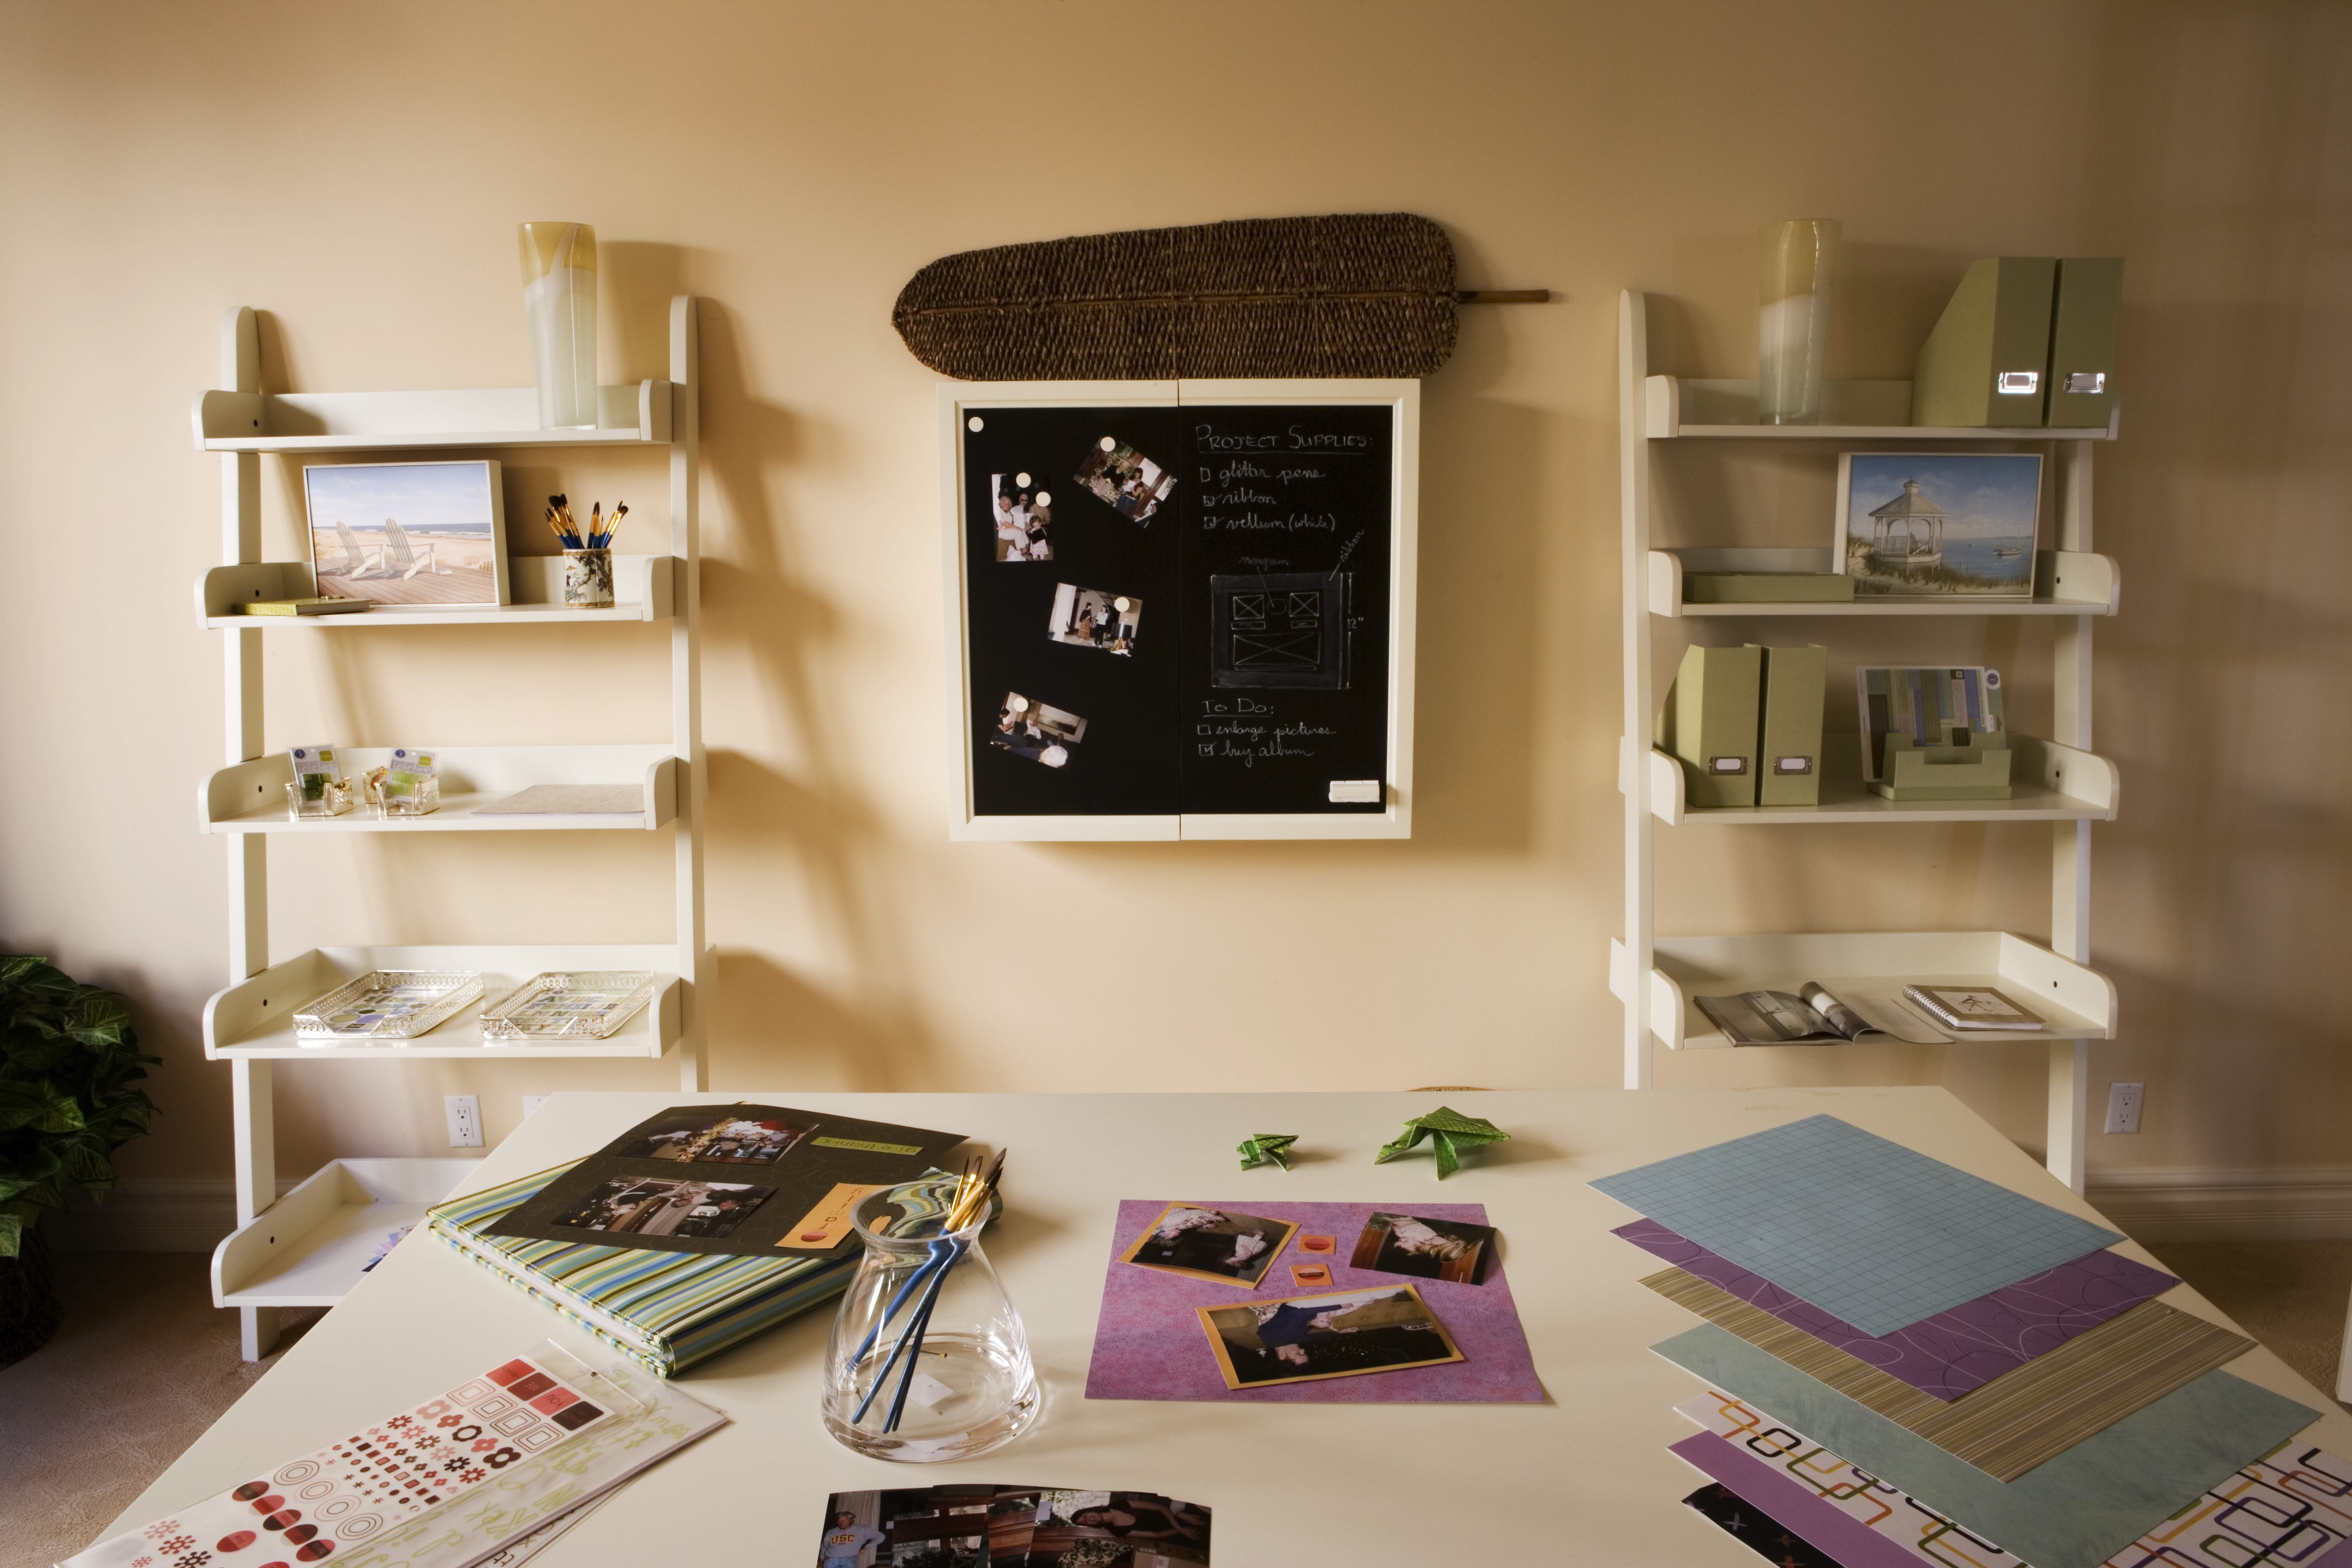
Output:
left=212, top=1158, right=479, bottom=1309
left=192, top=383, right=673, bottom=452
left=1609, top=931, right=2117, bottom=1052
left=198, top=555, right=675, bottom=627
left=1617, top=291, right=2117, bottom=1192
left=203, top=945, right=686, bottom=1061
left=200, top=745, right=677, bottom=833
left=1644, top=376, right=2121, bottom=441
left=197, top=299, right=709, bottom=1357
left=1628, top=736, right=2118, bottom=825
left=1647, top=549, right=2119, bottom=618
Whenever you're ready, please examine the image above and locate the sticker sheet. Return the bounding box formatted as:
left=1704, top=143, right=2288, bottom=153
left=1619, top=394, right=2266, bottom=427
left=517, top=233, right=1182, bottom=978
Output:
left=1591, top=1114, right=2123, bottom=1336
left=1615, top=1216, right=2178, bottom=1401
left=67, top=1348, right=632, bottom=1568
left=1676, top=1388, right=2352, bottom=1568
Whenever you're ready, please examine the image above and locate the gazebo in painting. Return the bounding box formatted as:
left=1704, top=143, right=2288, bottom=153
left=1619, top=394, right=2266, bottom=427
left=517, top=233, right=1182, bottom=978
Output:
left=1865, top=479, right=1946, bottom=567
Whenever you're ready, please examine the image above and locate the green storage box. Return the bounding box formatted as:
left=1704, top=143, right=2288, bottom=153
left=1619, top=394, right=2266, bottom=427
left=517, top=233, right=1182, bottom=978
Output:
left=1685, top=573, right=1855, bottom=604
left=1871, top=730, right=2013, bottom=800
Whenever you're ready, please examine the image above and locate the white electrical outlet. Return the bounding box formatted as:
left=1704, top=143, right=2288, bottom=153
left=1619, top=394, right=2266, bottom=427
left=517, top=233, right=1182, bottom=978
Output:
left=445, top=1094, right=483, bottom=1148
left=522, top=1095, right=549, bottom=1119
left=2104, top=1081, right=2144, bottom=1135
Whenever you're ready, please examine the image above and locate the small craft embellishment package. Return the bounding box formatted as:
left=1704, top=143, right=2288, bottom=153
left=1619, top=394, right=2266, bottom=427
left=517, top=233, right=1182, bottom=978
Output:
left=65, top=1343, right=641, bottom=1568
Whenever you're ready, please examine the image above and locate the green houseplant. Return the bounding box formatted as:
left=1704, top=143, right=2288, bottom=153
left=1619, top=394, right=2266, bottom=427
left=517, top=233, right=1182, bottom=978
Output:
left=0, top=954, right=157, bottom=1365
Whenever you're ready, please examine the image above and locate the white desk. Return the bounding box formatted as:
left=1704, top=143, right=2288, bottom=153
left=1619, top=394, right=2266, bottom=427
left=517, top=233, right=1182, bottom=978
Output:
left=106, top=1089, right=2352, bottom=1564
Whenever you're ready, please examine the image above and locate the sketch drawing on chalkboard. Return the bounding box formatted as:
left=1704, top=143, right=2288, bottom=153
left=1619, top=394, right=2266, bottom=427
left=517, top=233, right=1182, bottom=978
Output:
left=990, top=692, right=1087, bottom=768
left=1210, top=571, right=1351, bottom=690
left=1047, top=583, right=1141, bottom=655
left=1075, top=435, right=1177, bottom=524
left=988, top=473, right=1054, bottom=561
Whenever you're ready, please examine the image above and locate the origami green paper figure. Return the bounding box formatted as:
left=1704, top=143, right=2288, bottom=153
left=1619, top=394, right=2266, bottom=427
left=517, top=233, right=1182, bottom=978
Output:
left=1374, top=1105, right=1510, bottom=1178
left=1236, top=1133, right=1299, bottom=1171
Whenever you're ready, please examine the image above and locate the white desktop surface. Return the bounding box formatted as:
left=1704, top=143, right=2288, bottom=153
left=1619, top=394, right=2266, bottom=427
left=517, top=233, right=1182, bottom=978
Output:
left=103, top=1088, right=2352, bottom=1564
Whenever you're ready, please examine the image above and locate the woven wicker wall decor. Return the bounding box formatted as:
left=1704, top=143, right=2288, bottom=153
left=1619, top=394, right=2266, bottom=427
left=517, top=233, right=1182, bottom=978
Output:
left=894, top=212, right=1538, bottom=381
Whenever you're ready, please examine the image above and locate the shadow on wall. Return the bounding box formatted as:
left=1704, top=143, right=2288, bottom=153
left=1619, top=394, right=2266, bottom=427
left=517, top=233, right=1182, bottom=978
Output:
left=686, top=293, right=950, bottom=1088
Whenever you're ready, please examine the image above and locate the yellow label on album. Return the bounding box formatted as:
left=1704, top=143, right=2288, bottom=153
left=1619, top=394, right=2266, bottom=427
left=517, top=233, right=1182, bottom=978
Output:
left=812, top=1135, right=923, bottom=1156
left=775, top=1182, right=889, bottom=1250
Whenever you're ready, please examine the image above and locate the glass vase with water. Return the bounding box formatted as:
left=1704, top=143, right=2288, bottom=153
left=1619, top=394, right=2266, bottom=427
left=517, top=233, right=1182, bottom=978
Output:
left=820, top=1178, right=1037, bottom=1462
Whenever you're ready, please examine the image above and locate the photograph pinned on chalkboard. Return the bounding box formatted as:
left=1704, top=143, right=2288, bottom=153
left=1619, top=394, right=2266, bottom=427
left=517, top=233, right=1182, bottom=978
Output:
left=1211, top=571, right=1351, bottom=690
left=1048, top=583, right=1141, bottom=655
left=989, top=692, right=1087, bottom=768
left=988, top=472, right=1054, bottom=561
left=1075, top=435, right=1177, bottom=524
left=1835, top=452, right=2042, bottom=600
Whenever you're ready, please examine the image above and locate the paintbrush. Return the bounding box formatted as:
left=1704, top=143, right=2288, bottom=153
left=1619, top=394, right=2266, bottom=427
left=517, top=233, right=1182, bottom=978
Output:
left=600, top=502, right=627, bottom=550
left=853, top=1152, right=1007, bottom=1431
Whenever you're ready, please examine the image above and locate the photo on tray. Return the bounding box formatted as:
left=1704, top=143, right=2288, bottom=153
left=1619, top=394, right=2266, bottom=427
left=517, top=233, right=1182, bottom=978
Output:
left=622, top=1109, right=816, bottom=1165
left=988, top=472, right=1055, bottom=561
left=1120, top=1202, right=1298, bottom=1288
left=1047, top=583, right=1142, bottom=655
left=989, top=692, right=1087, bottom=768
left=1033, top=1489, right=1213, bottom=1565
left=552, top=1176, right=773, bottom=1240
left=1349, top=1211, right=1496, bottom=1284
left=1198, top=1283, right=1463, bottom=1389
left=1075, top=435, right=1177, bottom=524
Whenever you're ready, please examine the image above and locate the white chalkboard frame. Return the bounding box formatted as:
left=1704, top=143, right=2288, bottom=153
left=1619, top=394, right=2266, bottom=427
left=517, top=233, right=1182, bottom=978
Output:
left=937, top=377, right=1419, bottom=842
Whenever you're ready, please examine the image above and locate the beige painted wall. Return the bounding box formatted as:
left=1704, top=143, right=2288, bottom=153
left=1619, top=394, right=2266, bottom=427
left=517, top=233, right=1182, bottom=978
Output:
left=1, top=1, right=2345, bottom=1187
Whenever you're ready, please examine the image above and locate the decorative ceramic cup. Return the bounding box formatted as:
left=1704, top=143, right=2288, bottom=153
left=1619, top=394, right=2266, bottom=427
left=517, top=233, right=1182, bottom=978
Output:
left=563, top=547, right=614, bottom=609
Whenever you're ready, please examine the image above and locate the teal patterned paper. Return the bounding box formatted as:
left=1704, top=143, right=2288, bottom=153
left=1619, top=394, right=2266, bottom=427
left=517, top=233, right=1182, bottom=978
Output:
left=1654, top=1323, right=2319, bottom=1568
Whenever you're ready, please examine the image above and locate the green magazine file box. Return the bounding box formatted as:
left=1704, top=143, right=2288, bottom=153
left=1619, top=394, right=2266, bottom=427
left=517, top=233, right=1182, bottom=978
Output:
left=1753, top=644, right=1827, bottom=806
left=1659, top=644, right=1762, bottom=808
left=1911, top=257, right=2058, bottom=427
left=2046, top=257, right=2123, bottom=429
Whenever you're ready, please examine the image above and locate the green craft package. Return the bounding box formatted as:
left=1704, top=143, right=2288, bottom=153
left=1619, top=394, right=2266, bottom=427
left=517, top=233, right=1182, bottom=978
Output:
left=1912, top=257, right=2058, bottom=427
left=1753, top=644, right=1826, bottom=807
left=1658, top=645, right=1761, bottom=808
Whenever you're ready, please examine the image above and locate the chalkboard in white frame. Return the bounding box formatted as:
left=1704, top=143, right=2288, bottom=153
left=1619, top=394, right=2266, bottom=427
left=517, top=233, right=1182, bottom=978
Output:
left=938, top=379, right=1419, bottom=841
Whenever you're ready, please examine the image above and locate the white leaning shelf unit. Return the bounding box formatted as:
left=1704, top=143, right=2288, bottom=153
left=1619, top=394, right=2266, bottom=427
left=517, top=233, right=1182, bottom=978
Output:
left=1612, top=289, right=2121, bottom=1191
left=193, top=298, right=710, bottom=1358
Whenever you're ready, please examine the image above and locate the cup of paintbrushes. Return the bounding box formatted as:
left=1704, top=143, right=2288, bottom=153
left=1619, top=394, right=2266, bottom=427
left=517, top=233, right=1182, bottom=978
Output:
left=562, top=548, right=613, bottom=608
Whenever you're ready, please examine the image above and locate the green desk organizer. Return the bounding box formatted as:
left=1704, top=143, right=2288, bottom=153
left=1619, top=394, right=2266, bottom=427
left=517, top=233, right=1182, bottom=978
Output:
left=1872, top=730, right=2013, bottom=800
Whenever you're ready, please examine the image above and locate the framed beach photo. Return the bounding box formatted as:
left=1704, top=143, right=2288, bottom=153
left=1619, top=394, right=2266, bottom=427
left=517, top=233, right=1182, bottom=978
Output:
left=1834, top=452, right=2042, bottom=600
left=303, top=459, right=509, bottom=609
left=1196, top=1283, right=1464, bottom=1389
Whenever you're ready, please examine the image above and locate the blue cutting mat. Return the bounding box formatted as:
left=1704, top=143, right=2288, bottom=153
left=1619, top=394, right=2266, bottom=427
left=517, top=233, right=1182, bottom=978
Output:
left=1593, top=1114, right=2122, bottom=1335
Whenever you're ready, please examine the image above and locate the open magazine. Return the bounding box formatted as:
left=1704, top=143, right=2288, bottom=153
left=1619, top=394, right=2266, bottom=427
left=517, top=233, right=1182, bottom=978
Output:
left=1695, top=981, right=1922, bottom=1045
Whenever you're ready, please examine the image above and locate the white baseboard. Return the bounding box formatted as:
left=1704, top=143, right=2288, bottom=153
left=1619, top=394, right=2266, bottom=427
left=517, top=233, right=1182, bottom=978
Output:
left=38, top=1166, right=2352, bottom=1254
left=2087, top=1167, right=2352, bottom=1243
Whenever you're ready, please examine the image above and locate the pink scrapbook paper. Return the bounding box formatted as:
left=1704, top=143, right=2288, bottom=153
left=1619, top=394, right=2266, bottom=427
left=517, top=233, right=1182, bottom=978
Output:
left=1083, top=1199, right=1545, bottom=1404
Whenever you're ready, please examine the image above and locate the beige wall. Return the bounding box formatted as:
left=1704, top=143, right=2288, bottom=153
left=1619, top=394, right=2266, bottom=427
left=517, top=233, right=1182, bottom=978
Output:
left=1, top=0, right=2345, bottom=1187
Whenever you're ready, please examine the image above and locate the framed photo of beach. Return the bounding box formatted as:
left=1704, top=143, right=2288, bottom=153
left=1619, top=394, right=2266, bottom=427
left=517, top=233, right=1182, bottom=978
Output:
left=303, top=460, right=509, bottom=609
left=1834, top=452, right=2041, bottom=600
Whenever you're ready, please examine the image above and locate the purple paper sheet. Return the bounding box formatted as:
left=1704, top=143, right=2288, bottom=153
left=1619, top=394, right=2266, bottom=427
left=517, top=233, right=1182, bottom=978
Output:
left=1617, top=1217, right=2179, bottom=1401
left=1085, top=1199, right=1546, bottom=1404
left=1668, top=1432, right=1921, bottom=1568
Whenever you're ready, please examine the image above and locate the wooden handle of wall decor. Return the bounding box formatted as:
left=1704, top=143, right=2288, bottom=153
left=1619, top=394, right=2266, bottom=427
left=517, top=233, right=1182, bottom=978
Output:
left=1456, top=289, right=1552, bottom=303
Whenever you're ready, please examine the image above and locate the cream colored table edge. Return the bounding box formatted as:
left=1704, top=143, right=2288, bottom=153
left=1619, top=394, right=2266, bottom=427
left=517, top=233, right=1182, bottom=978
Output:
left=106, top=1090, right=2352, bottom=1565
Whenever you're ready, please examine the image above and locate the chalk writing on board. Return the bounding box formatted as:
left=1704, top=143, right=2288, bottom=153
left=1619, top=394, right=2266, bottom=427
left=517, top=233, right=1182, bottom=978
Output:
left=1190, top=700, right=1341, bottom=768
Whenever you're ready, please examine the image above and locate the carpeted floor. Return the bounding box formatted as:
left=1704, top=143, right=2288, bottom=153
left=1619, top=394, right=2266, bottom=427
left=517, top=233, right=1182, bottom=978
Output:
left=2, top=1245, right=2347, bottom=1568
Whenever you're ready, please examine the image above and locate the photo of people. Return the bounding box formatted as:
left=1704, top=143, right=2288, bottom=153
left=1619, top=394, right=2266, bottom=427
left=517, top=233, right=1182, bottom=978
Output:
left=1119, top=1202, right=1298, bottom=1288
left=623, top=1110, right=815, bottom=1165
left=1032, top=1490, right=1212, bottom=1566
left=1198, top=1284, right=1463, bottom=1389
left=988, top=692, right=1086, bottom=769
left=1074, top=436, right=1176, bottom=524
left=552, top=1176, right=772, bottom=1239
left=988, top=472, right=1054, bottom=561
left=1046, top=583, right=1142, bottom=656
left=1349, top=1211, right=1496, bottom=1284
